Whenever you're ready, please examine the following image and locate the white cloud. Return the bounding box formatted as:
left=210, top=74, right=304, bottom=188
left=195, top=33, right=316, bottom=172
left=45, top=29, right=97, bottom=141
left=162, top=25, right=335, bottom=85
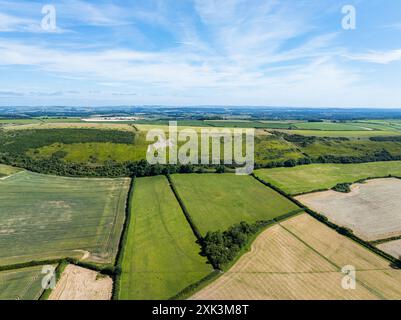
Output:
left=0, top=0, right=400, bottom=107
left=345, top=49, right=401, bottom=64
left=0, top=12, right=41, bottom=32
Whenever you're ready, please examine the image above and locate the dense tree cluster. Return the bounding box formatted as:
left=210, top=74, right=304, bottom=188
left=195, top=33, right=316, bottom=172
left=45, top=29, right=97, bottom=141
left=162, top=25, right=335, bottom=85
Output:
left=370, top=136, right=401, bottom=142
left=202, top=221, right=268, bottom=269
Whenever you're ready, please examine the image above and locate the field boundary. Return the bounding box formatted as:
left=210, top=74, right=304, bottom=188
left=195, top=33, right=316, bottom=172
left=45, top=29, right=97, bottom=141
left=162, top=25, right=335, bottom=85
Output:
left=169, top=209, right=304, bottom=300
left=166, top=173, right=218, bottom=272
left=169, top=270, right=221, bottom=300
left=371, top=235, right=401, bottom=246
left=111, top=177, right=135, bottom=300
left=251, top=173, right=401, bottom=268
left=165, top=174, right=204, bottom=242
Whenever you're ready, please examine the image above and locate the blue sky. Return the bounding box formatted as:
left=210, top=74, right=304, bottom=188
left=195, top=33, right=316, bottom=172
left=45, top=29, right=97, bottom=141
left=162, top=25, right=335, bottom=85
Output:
left=0, top=0, right=400, bottom=107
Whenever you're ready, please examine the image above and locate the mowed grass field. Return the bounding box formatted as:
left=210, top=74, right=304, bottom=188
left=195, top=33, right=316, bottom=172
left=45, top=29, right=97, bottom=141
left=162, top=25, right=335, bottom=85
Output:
left=119, top=176, right=212, bottom=300
left=191, top=214, right=401, bottom=300
left=171, top=174, right=300, bottom=235
left=255, top=161, right=401, bottom=195
left=0, top=171, right=130, bottom=266
left=0, top=266, right=48, bottom=300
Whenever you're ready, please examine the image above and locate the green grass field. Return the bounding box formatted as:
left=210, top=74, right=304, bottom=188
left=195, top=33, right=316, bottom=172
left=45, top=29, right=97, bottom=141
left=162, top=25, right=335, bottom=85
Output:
left=0, top=118, right=83, bottom=125
left=294, top=121, right=373, bottom=131
left=0, top=171, right=130, bottom=266
left=0, top=266, right=47, bottom=300
left=255, top=161, right=401, bottom=195
left=0, top=164, right=22, bottom=178
left=119, top=176, right=212, bottom=300
left=171, top=173, right=300, bottom=235
left=275, top=129, right=401, bottom=138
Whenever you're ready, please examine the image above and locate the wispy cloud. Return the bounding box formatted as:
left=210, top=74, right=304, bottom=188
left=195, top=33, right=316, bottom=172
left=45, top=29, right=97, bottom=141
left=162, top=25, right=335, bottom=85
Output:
left=0, top=0, right=401, bottom=107
left=345, top=49, right=401, bottom=64
left=0, top=12, right=42, bottom=32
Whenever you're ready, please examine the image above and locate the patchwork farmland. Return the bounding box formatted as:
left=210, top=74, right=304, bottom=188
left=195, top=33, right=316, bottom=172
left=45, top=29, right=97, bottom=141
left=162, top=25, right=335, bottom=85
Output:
left=0, top=171, right=130, bottom=266
left=170, top=173, right=300, bottom=235
left=2, top=115, right=401, bottom=301
left=118, top=176, right=212, bottom=300
left=191, top=214, right=401, bottom=300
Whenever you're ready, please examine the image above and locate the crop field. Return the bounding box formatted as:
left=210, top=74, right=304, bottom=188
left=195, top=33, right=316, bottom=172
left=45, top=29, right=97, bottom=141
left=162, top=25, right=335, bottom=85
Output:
left=119, top=176, right=212, bottom=300
left=0, top=266, right=47, bottom=300
left=274, top=129, right=401, bottom=138
left=293, top=121, right=376, bottom=131
left=377, top=240, right=401, bottom=260
left=255, top=161, right=401, bottom=195
left=191, top=214, right=401, bottom=300
left=3, top=122, right=136, bottom=132
left=171, top=173, right=300, bottom=235
left=0, top=118, right=83, bottom=125
left=49, top=265, right=112, bottom=300
left=296, top=178, right=401, bottom=241
left=0, top=171, right=130, bottom=266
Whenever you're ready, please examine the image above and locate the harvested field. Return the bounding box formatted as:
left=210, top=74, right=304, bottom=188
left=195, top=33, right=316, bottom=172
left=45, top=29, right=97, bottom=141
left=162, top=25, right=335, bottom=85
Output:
left=281, top=214, right=390, bottom=270
left=171, top=174, right=300, bottom=235
left=191, top=214, right=401, bottom=300
left=119, top=176, right=212, bottom=300
left=191, top=272, right=376, bottom=300
left=295, top=178, right=401, bottom=241
left=4, top=122, right=136, bottom=132
left=49, top=265, right=112, bottom=300
left=377, top=240, right=401, bottom=260
left=0, top=171, right=130, bottom=266
left=0, top=266, right=46, bottom=300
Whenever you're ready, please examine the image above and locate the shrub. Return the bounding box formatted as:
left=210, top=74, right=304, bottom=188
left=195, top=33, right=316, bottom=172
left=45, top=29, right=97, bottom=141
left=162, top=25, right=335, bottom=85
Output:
left=332, top=183, right=351, bottom=193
